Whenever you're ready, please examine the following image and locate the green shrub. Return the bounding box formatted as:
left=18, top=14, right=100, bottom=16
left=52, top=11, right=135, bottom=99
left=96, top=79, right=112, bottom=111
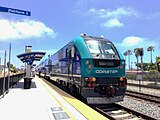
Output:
left=126, top=71, right=160, bottom=82
left=126, top=73, right=136, bottom=80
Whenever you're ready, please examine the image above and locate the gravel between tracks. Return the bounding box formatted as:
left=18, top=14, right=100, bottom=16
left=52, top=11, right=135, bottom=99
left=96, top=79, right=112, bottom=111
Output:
left=118, top=96, right=160, bottom=120
left=117, top=85, right=160, bottom=120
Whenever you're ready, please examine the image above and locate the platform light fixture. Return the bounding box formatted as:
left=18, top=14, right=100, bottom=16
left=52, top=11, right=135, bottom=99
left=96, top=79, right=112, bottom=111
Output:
left=25, top=45, right=32, bottom=53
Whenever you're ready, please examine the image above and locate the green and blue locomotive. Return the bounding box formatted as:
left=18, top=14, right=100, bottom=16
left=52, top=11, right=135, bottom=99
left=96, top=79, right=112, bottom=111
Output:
left=36, top=34, right=127, bottom=104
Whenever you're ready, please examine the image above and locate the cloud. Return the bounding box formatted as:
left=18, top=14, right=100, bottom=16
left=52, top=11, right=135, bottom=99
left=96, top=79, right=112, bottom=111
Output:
left=0, top=50, right=5, bottom=53
left=101, top=18, right=124, bottom=28
left=116, top=36, right=159, bottom=66
left=0, top=18, right=56, bottom=41
left=120, top=36, right=145, bottom=47
left=118, top=36, right=157, bottom=49
left=89, top=7, right=138, bottom=18
left=88, top=7, right=138, bottom=28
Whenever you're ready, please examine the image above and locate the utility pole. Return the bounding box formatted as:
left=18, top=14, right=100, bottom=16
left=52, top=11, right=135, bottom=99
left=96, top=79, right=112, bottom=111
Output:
left=150, top=50, right=153, bottom=63
left=3, top=50, right=7, bottom=97
left=7, top=43, right=11, bottom=92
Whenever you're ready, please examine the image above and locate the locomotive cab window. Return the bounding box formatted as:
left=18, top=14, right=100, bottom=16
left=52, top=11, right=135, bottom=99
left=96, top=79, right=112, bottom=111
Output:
left=85, top=40, right=119, bottom=60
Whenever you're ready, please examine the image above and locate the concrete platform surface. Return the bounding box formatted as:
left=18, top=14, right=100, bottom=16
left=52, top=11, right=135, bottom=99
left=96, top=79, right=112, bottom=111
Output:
left=0, top=76, right=69, bottom=120
left=0, top=76, right=108, bottom=120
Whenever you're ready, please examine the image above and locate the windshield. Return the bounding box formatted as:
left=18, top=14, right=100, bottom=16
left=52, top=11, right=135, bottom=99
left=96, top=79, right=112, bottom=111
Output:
left=86, top=40, right=119, bottom=59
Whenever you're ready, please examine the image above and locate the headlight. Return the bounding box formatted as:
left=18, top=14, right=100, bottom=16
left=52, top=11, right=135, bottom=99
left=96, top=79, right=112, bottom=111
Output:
left=86, top=60, right=90, bottom=65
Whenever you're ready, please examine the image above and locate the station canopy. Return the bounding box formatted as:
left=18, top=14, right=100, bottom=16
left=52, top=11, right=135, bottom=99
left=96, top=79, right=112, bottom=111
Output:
left=17, top=52, right=46, bottom=65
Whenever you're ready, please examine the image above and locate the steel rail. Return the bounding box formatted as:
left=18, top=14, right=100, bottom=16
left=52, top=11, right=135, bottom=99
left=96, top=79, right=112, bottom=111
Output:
left=93, top=104, right=156, bottom=120
left=126, top=90, right=160, bottom=104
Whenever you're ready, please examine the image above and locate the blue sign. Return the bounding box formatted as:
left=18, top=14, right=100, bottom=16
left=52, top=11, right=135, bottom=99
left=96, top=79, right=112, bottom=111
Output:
left=0, top=6, right=31, bottom=16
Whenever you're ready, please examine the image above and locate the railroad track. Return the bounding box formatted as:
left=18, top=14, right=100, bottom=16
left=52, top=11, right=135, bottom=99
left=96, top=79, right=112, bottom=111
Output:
left=127, top=83, right=160, bottom=89
left=41, top=77, right=157, bottom=120
left=92, top=103, right=156, bottom=120
left=126, top=90, right=160, bottom=104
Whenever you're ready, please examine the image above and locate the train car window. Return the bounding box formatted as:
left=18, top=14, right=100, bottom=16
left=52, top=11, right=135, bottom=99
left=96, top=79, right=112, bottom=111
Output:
left=48, top=59, right=52, bottom=73
left=69, top=50, right=72, bottom=59
left=66, top=48, right=68, bottom=58
left=71, top=46, right=76, bottom=58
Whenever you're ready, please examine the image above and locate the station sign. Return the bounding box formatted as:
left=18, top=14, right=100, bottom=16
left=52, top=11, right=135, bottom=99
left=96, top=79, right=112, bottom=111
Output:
left=137, top=74, right=142, bottom=80
left=136, top=71, right=144, bottom=80
left=0, top=6, right=31, bottom=16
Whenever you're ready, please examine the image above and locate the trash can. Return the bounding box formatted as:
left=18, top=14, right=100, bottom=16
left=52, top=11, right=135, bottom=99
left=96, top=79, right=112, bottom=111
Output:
left=24, top=77, right=32, bottom=89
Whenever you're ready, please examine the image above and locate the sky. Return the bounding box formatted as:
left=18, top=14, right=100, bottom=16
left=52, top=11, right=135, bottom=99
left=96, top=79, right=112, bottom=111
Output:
left=0, top=0, right=160, bottom=69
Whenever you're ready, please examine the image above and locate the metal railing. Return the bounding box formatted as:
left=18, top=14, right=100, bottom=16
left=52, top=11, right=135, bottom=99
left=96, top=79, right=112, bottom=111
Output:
left=0, top=73, right=25, bottom=97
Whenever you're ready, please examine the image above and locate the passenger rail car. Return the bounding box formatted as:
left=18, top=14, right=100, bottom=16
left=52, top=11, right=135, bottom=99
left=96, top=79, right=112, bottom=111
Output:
left=36, top=34, right=127, bottom=104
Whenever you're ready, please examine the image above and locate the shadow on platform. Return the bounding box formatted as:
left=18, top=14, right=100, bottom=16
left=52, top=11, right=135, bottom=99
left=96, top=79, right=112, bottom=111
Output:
left=13, top=81, right=37, bottom=89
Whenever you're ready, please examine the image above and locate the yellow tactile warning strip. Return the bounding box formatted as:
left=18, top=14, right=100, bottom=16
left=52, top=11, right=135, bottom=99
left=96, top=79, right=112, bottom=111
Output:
left=37, top=77, right=75, bottom=120
left=38, top=77, right=109, bottom=120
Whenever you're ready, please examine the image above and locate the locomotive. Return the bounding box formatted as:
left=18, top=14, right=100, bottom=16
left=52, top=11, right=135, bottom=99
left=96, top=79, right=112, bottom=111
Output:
left=36, top=34, right=127, bottom=104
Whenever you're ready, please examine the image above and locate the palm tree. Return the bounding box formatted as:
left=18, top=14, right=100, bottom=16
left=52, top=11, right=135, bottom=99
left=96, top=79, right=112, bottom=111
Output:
left=134, top=48, right=141, bottom=71
left=147, top=46, right=154, bottom=63
left=156, top=56, right=160, bottom=72
left=127, top=50, right=132, bottom=71
left=139, top=48, right=144, bottom=71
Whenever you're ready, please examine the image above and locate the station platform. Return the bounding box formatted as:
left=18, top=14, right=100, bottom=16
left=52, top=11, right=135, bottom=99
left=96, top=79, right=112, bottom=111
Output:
left=0, top=76, right=108, bottom=120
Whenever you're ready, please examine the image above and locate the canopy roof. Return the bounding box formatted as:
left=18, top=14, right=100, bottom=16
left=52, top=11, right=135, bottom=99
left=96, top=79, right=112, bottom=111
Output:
left=17, top=52, right=46, bottom=65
